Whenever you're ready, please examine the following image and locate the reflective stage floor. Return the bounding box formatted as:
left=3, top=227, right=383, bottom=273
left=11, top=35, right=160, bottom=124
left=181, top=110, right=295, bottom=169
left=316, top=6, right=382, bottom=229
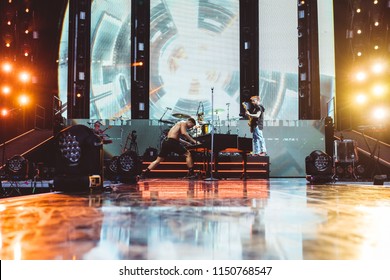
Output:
left=1, top=178, right=390, bottom=260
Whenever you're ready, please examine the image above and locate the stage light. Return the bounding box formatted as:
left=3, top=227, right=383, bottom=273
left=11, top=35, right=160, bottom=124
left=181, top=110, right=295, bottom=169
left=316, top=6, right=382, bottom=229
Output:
left=117, top=151, right=142, bottom=183
left=5, top=155, right=29, bottom=181
left=131, top=61, right=144, bottom=67
left=372, top=84, right=385, bottom=96
left=355, top=164, right=367, bottom=179
left=58, top=132, right=81, bottom=165
left=372, top=62, right=385, bottom=74
left=1, top=109, right=9, bottom=117
left=54, top=125, right=104, bottom=192
left=105, top=156, right=120, bottom=181
left=356, top=93, right=367, bottom=104
left=2, top=62, right=12, bottom=73
left=305, top=150, right=333, bottom=183
left=19, top=71, right=30, bottom=83
left=355, top=71, right=366, bottom=81
left=18, top=95, right=29, bottom=106
left=372, top=107, right=386, bottom=120
left=336, top=165, right=344, bottom=176
left=2, top=85, right=11, bottom=95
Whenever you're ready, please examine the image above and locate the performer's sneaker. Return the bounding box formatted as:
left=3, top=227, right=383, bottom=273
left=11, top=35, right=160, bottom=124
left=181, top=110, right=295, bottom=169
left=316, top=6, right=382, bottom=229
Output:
left=258, top=152, right=267, bottom=156
left=184, top=173, right=198, bottom=180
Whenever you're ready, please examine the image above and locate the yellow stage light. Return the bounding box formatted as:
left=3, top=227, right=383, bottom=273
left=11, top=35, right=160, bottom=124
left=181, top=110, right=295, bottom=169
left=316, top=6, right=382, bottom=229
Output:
left=19, top=71, right=31, bottom=83
left=1, top=109, right=9, bottom=117
left=372, top=107, right=387, bottom=120
left=18, top=95, right=29, bottom=106
left=355, top=71, right=366, bottom=81
left=131, top=61, right=144, bottom=67
left=2, top=62, right=12, bottom=73
left=372, top=84, right=386, bottom=97
left=356, top=94, right=367, bottom=104
left=372, top=62, right=385, bottom=74
left=2, top=85, right=11, bottom=95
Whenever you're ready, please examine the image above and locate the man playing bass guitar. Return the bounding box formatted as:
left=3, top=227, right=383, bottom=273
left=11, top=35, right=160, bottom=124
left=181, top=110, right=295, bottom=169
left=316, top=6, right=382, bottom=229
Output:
left=242, top=96, right=267, bottom=156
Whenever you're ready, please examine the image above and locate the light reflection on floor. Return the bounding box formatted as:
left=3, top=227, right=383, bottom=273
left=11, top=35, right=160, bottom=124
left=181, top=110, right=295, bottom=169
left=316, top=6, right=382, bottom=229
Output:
left=1, top=178, right=390, bottom=260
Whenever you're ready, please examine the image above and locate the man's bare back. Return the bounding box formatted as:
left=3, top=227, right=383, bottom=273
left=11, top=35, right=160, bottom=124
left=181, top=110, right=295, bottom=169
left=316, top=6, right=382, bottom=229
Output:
left=167, top=120, right=197, bottom=144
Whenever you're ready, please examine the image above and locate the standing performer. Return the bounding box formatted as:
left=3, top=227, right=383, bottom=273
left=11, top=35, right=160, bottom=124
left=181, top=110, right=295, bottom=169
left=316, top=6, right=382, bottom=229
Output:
left=92, top=121, right=111, bottom=143
left=140, top=118, right=199, bottom=179
left=243, top=96, right=267, bottom=156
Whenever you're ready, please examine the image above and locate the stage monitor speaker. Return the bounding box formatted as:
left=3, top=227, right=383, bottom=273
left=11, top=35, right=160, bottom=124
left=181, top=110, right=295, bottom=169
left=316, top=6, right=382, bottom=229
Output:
left=5, top=155, right=29, bottom=181
left=53, top=125, right=103, bottom=192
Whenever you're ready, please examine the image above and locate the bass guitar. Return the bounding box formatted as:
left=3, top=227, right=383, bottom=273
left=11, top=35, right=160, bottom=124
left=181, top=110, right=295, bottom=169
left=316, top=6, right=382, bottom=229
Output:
left=242, top=102, right=256, bottom=133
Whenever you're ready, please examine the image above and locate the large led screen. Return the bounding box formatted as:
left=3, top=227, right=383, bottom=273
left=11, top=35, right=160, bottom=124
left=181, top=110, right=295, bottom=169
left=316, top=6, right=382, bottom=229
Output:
left=258, top=0, right=299, bottom=120
left=58, top=0, right=132, bottom=120
left=149, top=0, right=240, bottom=121
left=58, top=0, right=334, bottom=121
left=258, top=0, right=335, bottom=120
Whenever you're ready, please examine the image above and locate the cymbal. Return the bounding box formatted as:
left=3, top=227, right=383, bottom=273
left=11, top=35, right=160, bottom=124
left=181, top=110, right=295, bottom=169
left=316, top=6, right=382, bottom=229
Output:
left=159, top=119, right=175, bottom=124
left=205, top=109, right=225, bottom=115
left=111, top=116, right=129, bottom=121
left=172, top=113, right=191, bottom=119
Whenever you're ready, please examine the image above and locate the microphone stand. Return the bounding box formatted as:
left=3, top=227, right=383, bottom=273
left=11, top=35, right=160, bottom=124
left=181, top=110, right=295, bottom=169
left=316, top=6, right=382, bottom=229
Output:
left=159, top=107, right=170, bottom=122
left=205, top=87, right=218, bottom=181
left=226, top=103, right=231, bottom=134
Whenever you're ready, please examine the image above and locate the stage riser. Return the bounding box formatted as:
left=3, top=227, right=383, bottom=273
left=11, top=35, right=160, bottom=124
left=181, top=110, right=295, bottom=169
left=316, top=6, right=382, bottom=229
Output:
left=141, top=155, right=269, bottom=179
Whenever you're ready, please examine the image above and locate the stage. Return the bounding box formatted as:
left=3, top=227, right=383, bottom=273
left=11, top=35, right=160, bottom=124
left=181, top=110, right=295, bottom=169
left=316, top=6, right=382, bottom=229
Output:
left=1, top=178, right=390, bottom=260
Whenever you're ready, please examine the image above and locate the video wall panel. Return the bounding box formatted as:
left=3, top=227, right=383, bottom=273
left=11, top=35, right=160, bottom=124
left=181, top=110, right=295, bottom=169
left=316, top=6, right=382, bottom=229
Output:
left=149, top=0, right=240, bottom=122
left=58, top=0, right=334, bottom=122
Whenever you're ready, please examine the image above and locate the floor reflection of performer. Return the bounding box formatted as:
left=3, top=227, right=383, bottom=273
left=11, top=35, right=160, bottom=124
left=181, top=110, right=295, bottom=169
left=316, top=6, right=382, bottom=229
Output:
left=140, top=118, right=199, bottom=179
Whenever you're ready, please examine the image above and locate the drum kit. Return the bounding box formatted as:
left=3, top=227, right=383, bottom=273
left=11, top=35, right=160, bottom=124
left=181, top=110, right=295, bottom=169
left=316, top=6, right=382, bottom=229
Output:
left=158, top=107, right=230, bottom=141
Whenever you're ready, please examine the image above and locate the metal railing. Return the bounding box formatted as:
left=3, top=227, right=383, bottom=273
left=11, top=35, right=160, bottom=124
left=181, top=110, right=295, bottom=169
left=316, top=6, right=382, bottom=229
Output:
left=34, top=104, right=46, bottom=129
